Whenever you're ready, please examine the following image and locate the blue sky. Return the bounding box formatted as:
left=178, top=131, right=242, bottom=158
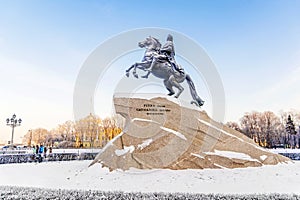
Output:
left=0, top=0, right=300, bottom=143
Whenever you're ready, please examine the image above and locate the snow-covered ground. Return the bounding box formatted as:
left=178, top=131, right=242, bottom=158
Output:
left=270, top=148, right=300, bottom=154
left=0, top=160, right=299, bottom=194
left=51, top=148, right=101, bottom=154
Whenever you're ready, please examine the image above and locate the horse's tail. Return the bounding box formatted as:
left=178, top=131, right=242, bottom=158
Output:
left=185, top=74, right=204, bottom=107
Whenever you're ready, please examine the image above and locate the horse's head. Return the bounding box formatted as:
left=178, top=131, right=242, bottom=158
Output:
left=138, top=36, right=161, bottom=51
left=138, top=37, right=150, bottom=48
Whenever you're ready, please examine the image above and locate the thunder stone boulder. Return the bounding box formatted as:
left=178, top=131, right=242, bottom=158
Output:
left=90, top=96, right=289, bottom=171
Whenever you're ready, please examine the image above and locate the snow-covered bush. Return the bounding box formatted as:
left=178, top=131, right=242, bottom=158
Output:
left=1, top=186, right=299, bottom=200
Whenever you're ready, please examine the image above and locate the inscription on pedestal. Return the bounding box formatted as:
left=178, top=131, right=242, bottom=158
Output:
left=136, top=104, right=171, bottom=115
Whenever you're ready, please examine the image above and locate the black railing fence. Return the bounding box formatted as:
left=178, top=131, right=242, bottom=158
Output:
left=0, top=152, right=99, bottom=164
left=0, top=151, right=299, bottom=164
left=279, top=153, right=300, bottom=160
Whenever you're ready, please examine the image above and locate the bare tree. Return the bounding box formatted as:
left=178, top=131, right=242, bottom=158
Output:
left=259, top=111, right=281, bottom=148
left=80, top=114, right=102, bottom=147
left=74, top=119, right=86, bottom=147
left=240, top=111, right=282, bottom=147
left=240, top=112, right=261, bottom=144
left=22, top=128, right=49, bottom=145
left=22, top=114, right=123, bottom=148
left=57, top=121, right=75, bottom=142
left=226, top=121, right=242, bottom=132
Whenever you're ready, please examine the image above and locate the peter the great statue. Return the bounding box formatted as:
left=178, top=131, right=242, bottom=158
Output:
left=126, top=34, right=204, bottom=107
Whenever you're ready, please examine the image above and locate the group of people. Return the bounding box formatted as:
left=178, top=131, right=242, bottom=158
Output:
left=32, top=144, right=52, bottom=157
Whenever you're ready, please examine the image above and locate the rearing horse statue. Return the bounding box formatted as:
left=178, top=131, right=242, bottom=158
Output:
left=125, top=36, right=204, bottom=107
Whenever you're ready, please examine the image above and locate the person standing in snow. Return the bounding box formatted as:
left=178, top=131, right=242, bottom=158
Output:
left=35, top=145, right=39, bottom=154
left=44, top=146, right=47, bottom=158
left=39, top=144, right=44, bottom=155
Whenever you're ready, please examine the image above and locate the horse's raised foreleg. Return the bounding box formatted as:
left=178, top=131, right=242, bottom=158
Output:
left=126, top=64, right=136, bottom=77
left=126, top=62, right=146, bottom=78
left=133, top=65, right=138, bottom=78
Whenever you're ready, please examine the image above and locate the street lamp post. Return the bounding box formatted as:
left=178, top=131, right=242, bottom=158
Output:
left=6, top=114, right=22, bottom=149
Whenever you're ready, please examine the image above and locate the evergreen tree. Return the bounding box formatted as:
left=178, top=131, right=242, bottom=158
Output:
left=286, top=115, right=297, bottom=148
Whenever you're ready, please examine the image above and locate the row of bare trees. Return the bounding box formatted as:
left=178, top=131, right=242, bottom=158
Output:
left=226, top=110, right=300, bottom=148
left=22, top=114, right=124, bottom=148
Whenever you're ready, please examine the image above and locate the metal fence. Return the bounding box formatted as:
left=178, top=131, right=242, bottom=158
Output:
left=0, top=152, right=99, bottom=164
left=279, top=153, right=300, bottom=160
left=1, top=152, right=298, bottom=165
